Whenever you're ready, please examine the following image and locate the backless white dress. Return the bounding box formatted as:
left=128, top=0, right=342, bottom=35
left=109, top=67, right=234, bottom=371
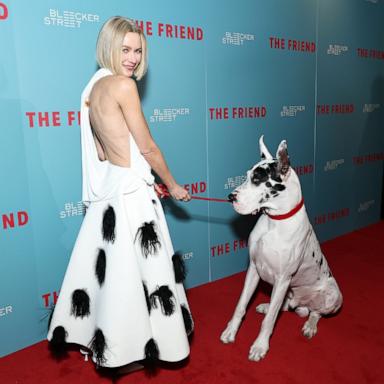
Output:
left=47, top=68, right=193, bottom=368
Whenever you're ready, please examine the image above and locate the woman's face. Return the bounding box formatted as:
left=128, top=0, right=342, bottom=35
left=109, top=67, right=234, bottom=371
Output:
left=120, top=32, right=142, bottom=77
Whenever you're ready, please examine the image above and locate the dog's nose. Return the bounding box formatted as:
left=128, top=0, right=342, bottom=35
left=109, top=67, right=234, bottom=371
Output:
left=228, top=193, right=237, bottom=202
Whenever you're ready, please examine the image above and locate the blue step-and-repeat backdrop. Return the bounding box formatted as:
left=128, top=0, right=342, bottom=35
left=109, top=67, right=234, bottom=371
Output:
left=1, top=0, right=383, bottom=357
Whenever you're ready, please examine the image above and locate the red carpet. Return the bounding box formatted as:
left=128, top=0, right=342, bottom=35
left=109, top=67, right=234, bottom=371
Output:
left=2, top=221, right=384, bottom=384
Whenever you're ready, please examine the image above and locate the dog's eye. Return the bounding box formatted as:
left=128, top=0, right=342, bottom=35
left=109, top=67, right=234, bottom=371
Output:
left=251, top=168, right=269, bottom=185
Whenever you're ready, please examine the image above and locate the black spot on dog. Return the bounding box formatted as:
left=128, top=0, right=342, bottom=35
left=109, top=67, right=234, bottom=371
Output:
left=275, top=176, right=283, bottom=182
left=181, top=304, right=194, bottom=336
left=95, top=249, right=106, bottom=286
left=270, top=190, right=278, bottom=195
left=251, top=167, right=269, bottom=186
left=265, top=194, right=270, bottom=199
left=89, top=329, right=107, bottom=367
left=328, top=270, right=333, bottom=277
left=71, top=289, right=90, bottom=318
left=135, top=221, right=161, bottom=258
left=312, top=252, right=315, bottom=258
left=266, top=181, right=272, bottom=188
left=319, top=257, right=323, bottom=267
left=102, top=205, right=116, bottom=243
left=268, top=163, right=283, bottom=182
left=49, top=326, right=68, bottom=358
left=152, top=199, right=157, bottom=205
left=143, top=282, right=151, bottom=314
left=150, top=285, right=175, bottom=316
left=172, top=253, right=187, bottom=283
left=272, top=184, right=286, bottom=192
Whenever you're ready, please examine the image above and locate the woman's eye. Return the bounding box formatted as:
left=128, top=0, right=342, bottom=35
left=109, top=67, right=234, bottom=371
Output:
left=122, top=49, right=129, bottom=53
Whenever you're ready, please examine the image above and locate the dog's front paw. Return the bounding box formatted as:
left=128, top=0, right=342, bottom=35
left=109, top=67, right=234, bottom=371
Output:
left=220, top=322, right=238, bottom=344
left=255, top=303, right=269, bottom=314
left=248, top=340, right=269, bottom=361
left=302, top=320, right=317, bottom=339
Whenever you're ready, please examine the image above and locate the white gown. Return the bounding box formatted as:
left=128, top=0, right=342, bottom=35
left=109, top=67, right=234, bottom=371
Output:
left=47, top=68, right=193, bottom=368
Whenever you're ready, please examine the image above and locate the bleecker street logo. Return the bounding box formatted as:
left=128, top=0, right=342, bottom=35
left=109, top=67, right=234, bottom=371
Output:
left=280, top=105, right=305, bottom=117
left=0, top=2, right=8, bottom=20
left=327, top=44, right=348, bottom=56
left=44, top=9, right=99, bottom=28
left=224, top=175, right=246, bottom=190
left=59, top=201, right=86, bottom=219
left=222, top=32, right=255, bottom=46
left=149, top=108, right=190, bottom=123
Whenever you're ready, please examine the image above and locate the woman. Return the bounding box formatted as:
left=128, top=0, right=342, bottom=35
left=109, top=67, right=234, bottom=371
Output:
left=47, top=16, right=193, bottom=370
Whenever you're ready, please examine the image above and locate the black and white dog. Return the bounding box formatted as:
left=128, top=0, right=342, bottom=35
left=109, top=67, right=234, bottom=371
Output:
left=221, top=136, right=342, bottom=361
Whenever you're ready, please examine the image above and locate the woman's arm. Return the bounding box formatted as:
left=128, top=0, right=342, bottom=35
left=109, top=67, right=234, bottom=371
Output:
left=114, top=76, right=190, bottom=201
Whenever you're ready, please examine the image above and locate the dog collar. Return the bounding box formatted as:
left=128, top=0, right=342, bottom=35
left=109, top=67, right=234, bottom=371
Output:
left=266, top=198, right=304, bottom=220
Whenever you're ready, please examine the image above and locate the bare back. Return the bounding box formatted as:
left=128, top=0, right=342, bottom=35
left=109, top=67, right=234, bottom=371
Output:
left=86, top=73, right=188, bottom=200
left=89, top=76, right=132, bottom=167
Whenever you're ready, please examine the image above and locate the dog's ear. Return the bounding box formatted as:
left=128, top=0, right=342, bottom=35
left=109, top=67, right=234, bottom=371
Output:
left=276, top=140, right=290, bottom=175
left=259, top=135, right=273, bottom=160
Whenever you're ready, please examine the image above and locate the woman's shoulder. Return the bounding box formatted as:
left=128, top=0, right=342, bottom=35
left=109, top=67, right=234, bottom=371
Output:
left=90, top=74, right=138, bottom=105
left=100, top=74, right=136, bottom=90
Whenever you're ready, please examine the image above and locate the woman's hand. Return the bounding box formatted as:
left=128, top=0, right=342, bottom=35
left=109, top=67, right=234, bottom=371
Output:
left=168, top=184, right=191, bottom=202
left=154, top=183, right=191, bottom=202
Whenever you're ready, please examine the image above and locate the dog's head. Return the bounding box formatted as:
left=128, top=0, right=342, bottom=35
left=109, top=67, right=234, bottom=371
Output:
left=229, top=136, right=296, bottom=215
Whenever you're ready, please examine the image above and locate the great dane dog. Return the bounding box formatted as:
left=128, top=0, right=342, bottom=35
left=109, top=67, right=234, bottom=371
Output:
left=220, top=136, right=342, bottom=361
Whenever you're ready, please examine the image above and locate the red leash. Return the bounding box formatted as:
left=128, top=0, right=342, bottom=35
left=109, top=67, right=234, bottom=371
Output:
left=156, top=186, right=305, bottom=217
left=156, top=185, right=229, bottom=203
left=190, top=196, right=230, bottom=203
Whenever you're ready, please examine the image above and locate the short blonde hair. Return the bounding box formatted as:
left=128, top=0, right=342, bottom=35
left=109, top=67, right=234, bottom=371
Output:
left=96, top=16, right=148, bottom=80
